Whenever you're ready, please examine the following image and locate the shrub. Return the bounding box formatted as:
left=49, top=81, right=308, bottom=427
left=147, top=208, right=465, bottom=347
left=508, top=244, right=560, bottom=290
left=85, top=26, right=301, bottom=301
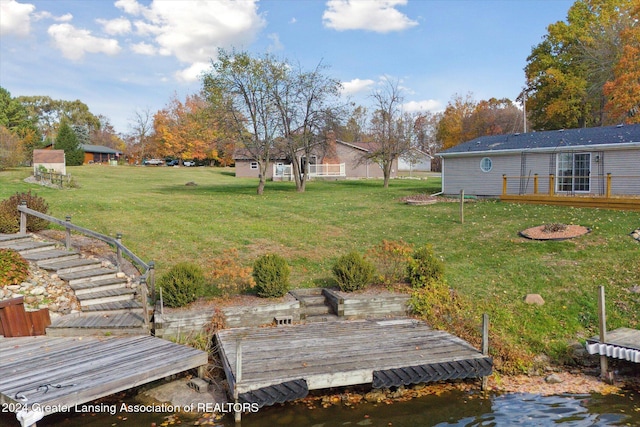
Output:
left=0, top=249, right=30, bottom=286
left=332, top=251, right=375, bottom=292
left=407, top=244, right=444, bottom=288
left=252, top=253, right=290, bottom=298
left=157, top=262, right=206, bottom=308
left=0, top=191, right=50, bottom=233
left=365, top=239, right=414, bottom=285
left=207, top=248, right=255, bottom=295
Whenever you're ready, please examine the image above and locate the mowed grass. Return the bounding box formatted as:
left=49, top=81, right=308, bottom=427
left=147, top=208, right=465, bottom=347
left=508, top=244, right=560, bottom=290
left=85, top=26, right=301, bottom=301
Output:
left=1, top=165, right=639, bottom=361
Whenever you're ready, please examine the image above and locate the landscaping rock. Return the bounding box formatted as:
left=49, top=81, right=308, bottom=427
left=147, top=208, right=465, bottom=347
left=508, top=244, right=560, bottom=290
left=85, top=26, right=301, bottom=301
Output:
left=545, top=374, right=563, bottom=384
left=524, top=294, right=545, bottom=305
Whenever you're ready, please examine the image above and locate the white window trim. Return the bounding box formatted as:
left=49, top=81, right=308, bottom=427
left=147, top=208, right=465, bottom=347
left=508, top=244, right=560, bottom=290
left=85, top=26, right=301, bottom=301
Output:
left=480, top=157, right=492, bottom=173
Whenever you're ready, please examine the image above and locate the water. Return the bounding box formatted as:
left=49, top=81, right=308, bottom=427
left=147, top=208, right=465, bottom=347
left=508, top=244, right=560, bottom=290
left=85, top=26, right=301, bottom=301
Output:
left=1, top=390, right=638, bottom=427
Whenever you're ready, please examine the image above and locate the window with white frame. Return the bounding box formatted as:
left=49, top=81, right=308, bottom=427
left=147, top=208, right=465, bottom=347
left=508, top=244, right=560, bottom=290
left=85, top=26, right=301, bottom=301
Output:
left=250, top=162, right=258, bottom=170
left=480, top=157, right=492, bottom=172
left=556, top=153, right=590, bottom=192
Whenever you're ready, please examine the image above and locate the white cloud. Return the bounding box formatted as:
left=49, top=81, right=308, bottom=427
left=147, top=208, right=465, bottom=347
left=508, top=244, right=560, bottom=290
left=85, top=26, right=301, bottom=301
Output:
left=114, top=0, right=145, bottom=16
left=323, top=0, right=417, bottom=33
left=267, top=33, right=283, bottom=52
left=47, top=23, right=121, bottom=61
left=97, top=17, right=132, bottom=35
left=130, top=41, right=157, bottom=55
left=34, top=11, right=73, bottom=22
left=341, top=78, right=375, bottom=95
left=121, top=0, right=265, bottom=67
left=403, top=99, right=442, bottom=113
left=175, top=61, right=210, bottom=83
left=0, top=0, right=35, bottom=37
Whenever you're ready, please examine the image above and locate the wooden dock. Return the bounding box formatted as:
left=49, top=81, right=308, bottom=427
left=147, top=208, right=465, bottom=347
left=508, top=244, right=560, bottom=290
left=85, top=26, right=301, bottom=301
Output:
left=586, top=327, right=640, bottom=363
left=216, top=318, right=492, bottom=407
left=0, top=335, right=208, bottom=426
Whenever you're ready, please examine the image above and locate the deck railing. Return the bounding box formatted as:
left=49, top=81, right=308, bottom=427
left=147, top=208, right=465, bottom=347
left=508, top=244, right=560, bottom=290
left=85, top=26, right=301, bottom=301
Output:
left=273, top=163, right=346, bottom=180
left=502, top=173, right=640, bottom=197
left=17, top=203, right=154, bottom=328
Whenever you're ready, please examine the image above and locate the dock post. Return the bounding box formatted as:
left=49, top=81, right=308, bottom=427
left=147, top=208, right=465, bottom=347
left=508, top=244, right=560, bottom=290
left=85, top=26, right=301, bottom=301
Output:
left=481, top=313, right=489, bottom=391
left=234, top=339, right=243, bottom=423
left=597, top=286, right=611, bottom=383
left=65, top=215, right=72, bottom=250
left=459, top=189, right=464, bottom=224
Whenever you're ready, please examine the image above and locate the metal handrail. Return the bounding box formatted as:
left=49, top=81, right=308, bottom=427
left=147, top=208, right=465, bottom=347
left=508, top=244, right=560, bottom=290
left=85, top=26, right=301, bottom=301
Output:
left=17, top=203, right=155, bottom=328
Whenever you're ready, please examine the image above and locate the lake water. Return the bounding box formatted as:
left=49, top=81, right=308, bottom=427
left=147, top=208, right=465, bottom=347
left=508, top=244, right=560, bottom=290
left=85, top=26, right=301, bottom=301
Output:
left=1, top=389, right=638, bottom=427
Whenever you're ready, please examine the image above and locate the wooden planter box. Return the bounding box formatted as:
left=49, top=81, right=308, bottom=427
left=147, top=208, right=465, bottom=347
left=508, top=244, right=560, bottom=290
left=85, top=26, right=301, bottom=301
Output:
left=154, top=296, right=301, bottom=338
left=322, top=288, right=411, bottom=319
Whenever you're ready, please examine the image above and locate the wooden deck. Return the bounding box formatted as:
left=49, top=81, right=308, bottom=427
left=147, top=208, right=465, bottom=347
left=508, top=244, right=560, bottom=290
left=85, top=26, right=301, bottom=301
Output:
left=216, top=318, right=492, bottom=407
left=0, top=335, right=208, bottom=425
left=500, top=194, right=640, bottom=211
left=586, top=327, right=640, bottom=363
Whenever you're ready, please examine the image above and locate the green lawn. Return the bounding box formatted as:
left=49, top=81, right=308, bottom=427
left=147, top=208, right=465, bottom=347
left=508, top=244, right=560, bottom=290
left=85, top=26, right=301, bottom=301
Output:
left=1, top=165, right=639, bottom=365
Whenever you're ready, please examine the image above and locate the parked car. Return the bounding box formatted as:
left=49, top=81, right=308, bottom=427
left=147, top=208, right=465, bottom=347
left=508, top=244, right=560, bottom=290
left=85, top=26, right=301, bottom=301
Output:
left=183, top=161, right=196, bottom=167
left=166, top=159, right=179, bottom=166
left=143, top=158, right=164, bottom=166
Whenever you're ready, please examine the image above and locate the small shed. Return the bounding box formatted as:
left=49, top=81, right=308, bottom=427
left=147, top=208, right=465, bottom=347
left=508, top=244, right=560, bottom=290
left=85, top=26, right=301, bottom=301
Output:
left=33, top=149, right=65, bottom=175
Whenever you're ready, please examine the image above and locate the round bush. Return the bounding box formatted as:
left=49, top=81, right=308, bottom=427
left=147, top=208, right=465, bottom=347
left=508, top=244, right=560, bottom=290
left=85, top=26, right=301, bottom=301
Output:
left=332, top=251, right=375, bottom=292
left=252, top=253, right=290, bottom=298
left=157, top=262, right=206, bottom=308
left=407, top=244, right=444, bottom=288
left=0, top=191, right=50, bottom=233
left=0, top=249, right=30, bottom=286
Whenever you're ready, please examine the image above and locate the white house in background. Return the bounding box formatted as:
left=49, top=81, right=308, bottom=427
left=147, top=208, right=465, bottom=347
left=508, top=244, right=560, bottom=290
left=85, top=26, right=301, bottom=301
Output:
left=398, top=148, right=433, bottom=173
left=437, top=123, right=640, bottom=197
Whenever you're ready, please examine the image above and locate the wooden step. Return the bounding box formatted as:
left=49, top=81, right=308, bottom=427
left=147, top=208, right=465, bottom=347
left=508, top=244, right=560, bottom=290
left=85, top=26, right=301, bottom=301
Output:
left=298, top=295, right=327, bottom=306
left=46, top=312, right=147, bottom=336
left=303, top=304, right=332, bottom=316
left=77, top=287, right=136, bottom=307
left=81, top=299, right=144, bottom=315
left=70, top=277, right=128, bottom=295
left=0, top=240, right=56, bottom=254
left=58, top=267, right=118, bottom=285
left=304, top=313, right=340, bottom=323
left=0, top=233, right=33, bottom=243
left=39, top=257, right=102, bottom=274
left=26, top=249, right=80, bottom=264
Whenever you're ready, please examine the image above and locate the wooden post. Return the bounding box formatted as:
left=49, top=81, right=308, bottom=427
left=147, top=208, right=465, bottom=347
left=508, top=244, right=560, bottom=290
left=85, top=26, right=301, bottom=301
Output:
left=19, top=201, right=27, bottom=235
left=597, top=286, right=611, bottom=383
left=606, top=173, right=612, bottom=198
left=459, top=189, right=464, bottom=224
left=481, top=313, right=489, bottom=391
left=533, top=174, right=539, bottom=194
left=502, top=175, right=507, bottom=195
left=148, top=261, right=156, bottom=302
left=235, top=340, right=243, bottom=423
left=549, top=174, right=555, bottom=196
left=65, top=216, right=72, bottom=250
left=116, top=233, right=123, bottom=272
left=140, top=277, right=150, bottom=330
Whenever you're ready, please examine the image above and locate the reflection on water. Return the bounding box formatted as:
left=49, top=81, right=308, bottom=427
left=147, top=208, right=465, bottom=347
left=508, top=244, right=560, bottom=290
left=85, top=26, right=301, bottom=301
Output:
left=1, top=390, right=638, bottom=427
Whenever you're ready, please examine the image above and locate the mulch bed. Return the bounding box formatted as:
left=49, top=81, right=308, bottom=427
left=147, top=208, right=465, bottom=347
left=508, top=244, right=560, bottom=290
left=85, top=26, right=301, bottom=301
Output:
left=519, top=224, right=591, bottom=241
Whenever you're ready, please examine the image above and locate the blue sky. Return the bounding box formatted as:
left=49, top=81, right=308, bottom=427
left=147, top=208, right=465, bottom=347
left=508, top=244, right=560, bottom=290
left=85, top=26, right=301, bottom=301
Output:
left=1, top=0, right=574, bottom=135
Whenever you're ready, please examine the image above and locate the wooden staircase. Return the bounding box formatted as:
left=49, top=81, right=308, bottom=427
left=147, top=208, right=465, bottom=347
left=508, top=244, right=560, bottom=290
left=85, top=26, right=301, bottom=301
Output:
left=0, top=233, right=148, bottom=336
left=290, top=288, right=339, bottom=322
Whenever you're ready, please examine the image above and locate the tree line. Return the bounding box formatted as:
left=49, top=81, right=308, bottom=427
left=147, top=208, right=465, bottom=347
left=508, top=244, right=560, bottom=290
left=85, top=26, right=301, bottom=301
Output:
left=1, top=0, right=637, bottom=192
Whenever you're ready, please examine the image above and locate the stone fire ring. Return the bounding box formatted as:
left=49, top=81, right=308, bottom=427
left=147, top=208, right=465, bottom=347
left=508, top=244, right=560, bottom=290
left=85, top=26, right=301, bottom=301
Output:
left=519, top=225, right=591, bottom=241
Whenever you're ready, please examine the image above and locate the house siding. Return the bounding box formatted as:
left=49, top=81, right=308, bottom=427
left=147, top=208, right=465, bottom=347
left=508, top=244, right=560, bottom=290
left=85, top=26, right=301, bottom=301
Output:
left=442, top=147, right=640, bottom=197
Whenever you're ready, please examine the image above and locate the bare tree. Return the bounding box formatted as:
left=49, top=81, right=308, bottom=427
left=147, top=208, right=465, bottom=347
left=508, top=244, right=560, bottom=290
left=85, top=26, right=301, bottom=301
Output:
left=127, top=107, right=154, bottom=163
left=367, top=79, right=413, bottom=188
left=204, top=49, right=284, bottom=195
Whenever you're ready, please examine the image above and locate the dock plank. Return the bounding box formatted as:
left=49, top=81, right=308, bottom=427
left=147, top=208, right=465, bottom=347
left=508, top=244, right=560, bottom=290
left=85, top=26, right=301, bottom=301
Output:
left=216, top=319, right=491, bottom=399
left=0, top=335, right=208, bottom=421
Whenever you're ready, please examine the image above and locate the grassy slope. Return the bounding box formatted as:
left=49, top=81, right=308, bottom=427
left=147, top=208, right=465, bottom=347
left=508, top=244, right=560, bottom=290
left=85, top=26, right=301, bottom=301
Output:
left=1, top=165, right=638, bottom=362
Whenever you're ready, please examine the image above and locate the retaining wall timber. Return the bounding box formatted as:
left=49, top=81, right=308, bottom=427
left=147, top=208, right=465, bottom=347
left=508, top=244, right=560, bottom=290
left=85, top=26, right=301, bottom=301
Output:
left=322, top=288, right=411, bottom=319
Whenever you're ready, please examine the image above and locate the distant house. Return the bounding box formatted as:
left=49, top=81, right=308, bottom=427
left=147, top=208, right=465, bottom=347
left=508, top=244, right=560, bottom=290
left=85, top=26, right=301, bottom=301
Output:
left=81, top=144, right=121, bottom=164
left=33, top=149, right=65, bottom=175
left=437, top=124, right=640, bottom=197
left=234, top=132, right=397, bottom=180
left=398, top=148, right=433, bottom=173
left=42, top=143, right=122, bottom=165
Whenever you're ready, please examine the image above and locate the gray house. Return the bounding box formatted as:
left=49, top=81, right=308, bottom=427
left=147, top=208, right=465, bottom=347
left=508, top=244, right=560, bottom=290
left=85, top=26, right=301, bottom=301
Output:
left=437, top=124, right=640, bottom=197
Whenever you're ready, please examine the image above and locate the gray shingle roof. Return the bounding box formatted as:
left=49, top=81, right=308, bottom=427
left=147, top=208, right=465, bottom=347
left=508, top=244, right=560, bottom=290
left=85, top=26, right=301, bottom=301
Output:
left=438, top=123, right=640, bottom=157
left=80, top=144, right=122, bottom=155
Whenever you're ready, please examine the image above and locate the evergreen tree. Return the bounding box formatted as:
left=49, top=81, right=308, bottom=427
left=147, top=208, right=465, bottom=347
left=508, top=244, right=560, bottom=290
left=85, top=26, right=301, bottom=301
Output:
left=56, top=121, right=84, bottom=165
